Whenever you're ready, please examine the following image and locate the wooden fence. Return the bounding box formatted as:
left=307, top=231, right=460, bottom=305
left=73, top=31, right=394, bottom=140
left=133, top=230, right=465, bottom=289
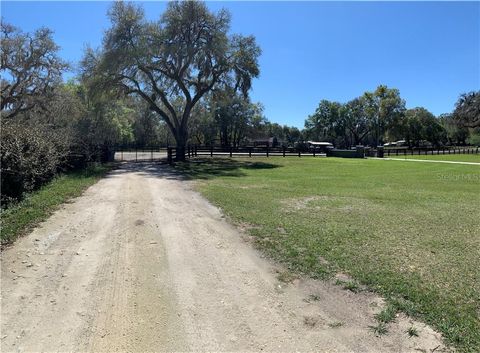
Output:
left=114, top=145, right=479, bottom=164
left=384, top=147, right=479, bottom=157
left=167, top=146, right=327, bottom=164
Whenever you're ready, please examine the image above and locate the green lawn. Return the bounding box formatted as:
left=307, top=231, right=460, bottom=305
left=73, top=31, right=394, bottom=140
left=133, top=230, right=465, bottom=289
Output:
left=1, top=164, right=115, bottom=245
left=176, top=157, right=480, bottom=352
left=385, top=153, right=480, bottom=163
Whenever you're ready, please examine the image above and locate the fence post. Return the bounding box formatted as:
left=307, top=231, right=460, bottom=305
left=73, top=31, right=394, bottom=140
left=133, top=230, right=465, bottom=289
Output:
left=135, top=146, right=138, bottom=162
left=298, top=149, right=301, bottom=157
left=249, top=147, right=252, bottom=157
left=377, top=146, right=384, bottom=158
left=210, top=146, right=213, bottom=157
left=195, top=145, right=198, bottom=157
left=266, top=146, right=269, bottom=157
left=283, top=146, right=286, bottom=157
left=313, top=147, right=316, bottom=157
left=167, top=147, right=173, bottom=165
left=230, top=146, right=233, bottom=158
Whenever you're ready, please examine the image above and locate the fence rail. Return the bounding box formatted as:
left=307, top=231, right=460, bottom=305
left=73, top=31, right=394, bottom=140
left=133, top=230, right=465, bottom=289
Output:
left=114, top=146, right=168, bottom=162
left=384, top=147, right=479, bottom=157
left=166, top=146, right=328, bottom=164
left=114, top=145, right=479, bottom=164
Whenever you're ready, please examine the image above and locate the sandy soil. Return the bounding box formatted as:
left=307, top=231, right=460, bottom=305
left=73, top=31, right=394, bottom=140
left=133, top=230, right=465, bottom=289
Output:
left=1, top=163, right=446, bottom=352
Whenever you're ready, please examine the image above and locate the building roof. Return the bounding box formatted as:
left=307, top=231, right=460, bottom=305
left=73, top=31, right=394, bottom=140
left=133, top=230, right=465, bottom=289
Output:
left=307, top=141, right=333, bottom=146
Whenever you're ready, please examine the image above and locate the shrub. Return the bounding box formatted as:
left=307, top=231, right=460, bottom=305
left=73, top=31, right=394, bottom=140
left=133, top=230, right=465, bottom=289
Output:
left=1, top=120, right=70, bottom=205
left=467, top=132, right=480, bottom=146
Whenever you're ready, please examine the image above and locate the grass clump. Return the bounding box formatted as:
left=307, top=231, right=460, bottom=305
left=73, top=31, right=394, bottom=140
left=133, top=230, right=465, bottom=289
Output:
left=307, top=294, right=321, bottom=302
left=328, top=321, right=345, bottom=328
left=369, top=322, right=388, bottom=336
left=335, top=279, right=362, bottom=293
left=407, top=326, right=419, bottom=337
left=374, top=304, right=398, bottom=324
left=276, top=270, right=297, bottom=283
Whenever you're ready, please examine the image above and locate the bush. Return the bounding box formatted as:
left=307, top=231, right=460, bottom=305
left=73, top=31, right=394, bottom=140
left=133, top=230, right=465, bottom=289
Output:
left=467, top=133, right=480, bottom=146
left=1, top=121, right=70, bottom=205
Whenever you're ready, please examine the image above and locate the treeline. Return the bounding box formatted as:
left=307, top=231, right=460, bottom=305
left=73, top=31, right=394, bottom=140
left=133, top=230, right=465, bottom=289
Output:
left=182, top=90, right=303, bottom=148
left=190, top=85, right=479, bottom=150
left=304, top=85, right=480, bottom=148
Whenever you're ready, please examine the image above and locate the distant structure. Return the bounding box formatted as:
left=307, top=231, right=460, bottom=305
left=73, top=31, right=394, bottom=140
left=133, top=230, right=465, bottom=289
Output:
left=306, top=141, right=333, bottom=152
left=250, top=137, right=279, bottom=147
left=383, top=140, right=406, bottom=147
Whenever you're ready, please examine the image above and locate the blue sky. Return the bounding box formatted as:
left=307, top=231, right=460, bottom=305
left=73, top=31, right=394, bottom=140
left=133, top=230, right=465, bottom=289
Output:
left=2, top=1, right=479, bottom=128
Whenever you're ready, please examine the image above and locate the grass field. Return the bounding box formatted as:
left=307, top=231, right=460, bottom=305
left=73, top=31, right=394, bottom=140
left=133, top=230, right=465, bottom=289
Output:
left=1, top=164, right=114, bottom=245
left=385, top=153, right=480, bottom=163
left=176, top=157, right=480, bottom=352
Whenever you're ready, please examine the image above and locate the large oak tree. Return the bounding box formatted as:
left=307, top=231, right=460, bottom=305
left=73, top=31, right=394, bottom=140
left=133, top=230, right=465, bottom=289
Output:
left=84, top=1, right=260, bottom=160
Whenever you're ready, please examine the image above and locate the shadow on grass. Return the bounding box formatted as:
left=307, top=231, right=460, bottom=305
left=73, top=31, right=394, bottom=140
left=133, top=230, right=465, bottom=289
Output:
left=173, top=158, right=280, bottom=180
left=106, top=158, right=280, bottom=181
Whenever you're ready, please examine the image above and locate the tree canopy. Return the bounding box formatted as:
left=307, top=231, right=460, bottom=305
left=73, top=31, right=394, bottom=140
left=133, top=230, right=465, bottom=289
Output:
left=363, top=85, right=405, bottom=146
left=453, top=91, right=480, bottom=128
left=1, top=20, right=68, bottom=118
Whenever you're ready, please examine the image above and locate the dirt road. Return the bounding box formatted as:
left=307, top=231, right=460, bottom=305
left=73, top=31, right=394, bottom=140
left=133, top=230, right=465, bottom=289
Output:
left=1, top=163, right=445, bottom=352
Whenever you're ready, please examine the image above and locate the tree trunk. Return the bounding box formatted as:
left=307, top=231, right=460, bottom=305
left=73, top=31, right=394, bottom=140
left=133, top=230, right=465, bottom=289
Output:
left=176, top=144, right=186, bottom=161
left=174, top=129, right=188, bottom=161
left=353, top=132, right=360, bottom=147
